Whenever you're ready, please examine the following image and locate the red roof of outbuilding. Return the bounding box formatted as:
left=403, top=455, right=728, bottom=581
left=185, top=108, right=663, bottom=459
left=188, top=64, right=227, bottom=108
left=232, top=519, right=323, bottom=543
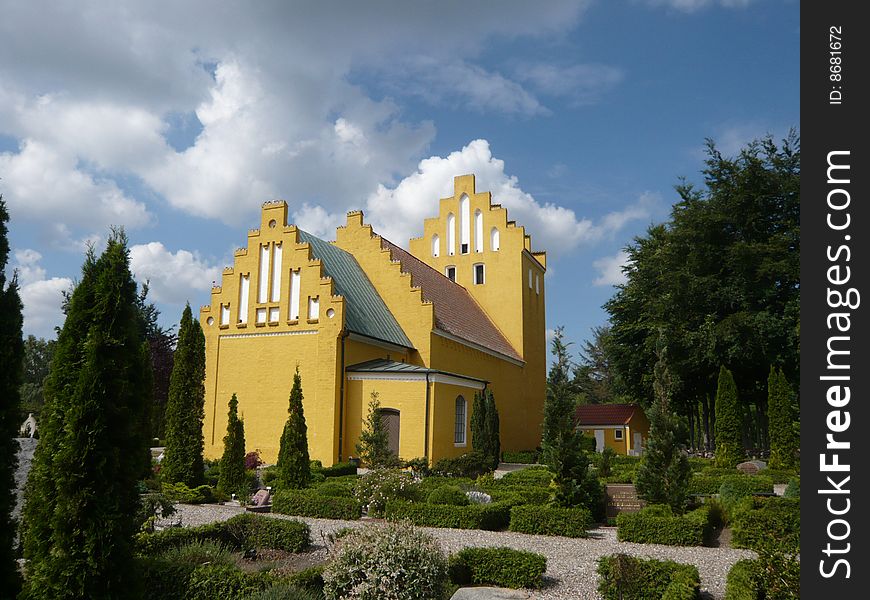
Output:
left=379, top=238, right=523, bottom=362
left=575, top=403, right=642, bottom=426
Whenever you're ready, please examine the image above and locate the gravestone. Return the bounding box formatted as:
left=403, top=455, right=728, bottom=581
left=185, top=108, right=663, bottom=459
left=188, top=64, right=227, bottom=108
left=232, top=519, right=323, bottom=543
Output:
left=251, top=489, right=271, bottom=506
left=736, top=460, right=767, bottom=475
left=605, top=484, right=645, bottom=519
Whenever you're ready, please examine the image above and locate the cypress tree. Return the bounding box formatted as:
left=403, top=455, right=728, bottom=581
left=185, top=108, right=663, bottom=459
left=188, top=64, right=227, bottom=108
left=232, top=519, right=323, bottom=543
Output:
left=470, top=390, right=487, bottom=457
left=161, top=304, right=206, bottom=487
left=218, top=394, right=247, bottom=499
left=714, top=366, right=744, bottom=468
left=277, top=368, right=310, bottom=489
left=635, top=339, right=691, bottom=513
left=356, top=391, right=394, bottom=468
left=0, top=197, right=24, bottom=596
left=22, top=231, right=150, bottom=600
left=483, top=389, right=500, bottom=470
left=768, top=367, right=798, bottom=470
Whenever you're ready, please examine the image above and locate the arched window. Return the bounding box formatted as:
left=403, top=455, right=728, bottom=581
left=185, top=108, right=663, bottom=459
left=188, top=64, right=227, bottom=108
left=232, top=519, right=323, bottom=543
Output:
left=454, top=396, right=467, bottom=445
left=447, top=213, right=456, bottom=256
left=431, top=234, right=440, bottom=257
left=459, top=195, right=470, bottom=254
left=490, top=227, right=500, bottom=252
left=474, top=209, right=483, bottom=253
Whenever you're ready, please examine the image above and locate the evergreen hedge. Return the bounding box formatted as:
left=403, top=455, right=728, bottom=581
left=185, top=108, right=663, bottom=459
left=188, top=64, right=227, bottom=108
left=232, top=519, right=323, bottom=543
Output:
left=272, top=489, right=362, bottom=520
left=162, top=304, right=207, bottom=487
left=508, top=505, right=592, bottom=538
left=319, top=461, right=358, bottom=477
left=384, top=500, right=511, bottom=530
left=616, top=505, right=714, bottom=546
left=449, top=547, right=547, bottom=589
left=427, top=485, right=470, bottom=506
left=597, top=554, right=700, bottom=600
left=501, top=450, right=538, bottom=464
left=140, top=559, right=274, bottom=600
left=724, top=559, right=761, bottom=600
left=730, top=497, right=800, bottom=552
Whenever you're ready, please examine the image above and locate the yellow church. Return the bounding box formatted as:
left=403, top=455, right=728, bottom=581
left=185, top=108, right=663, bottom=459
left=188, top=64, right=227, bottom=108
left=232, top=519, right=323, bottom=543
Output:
left=199, top=175, right=547, bottom=466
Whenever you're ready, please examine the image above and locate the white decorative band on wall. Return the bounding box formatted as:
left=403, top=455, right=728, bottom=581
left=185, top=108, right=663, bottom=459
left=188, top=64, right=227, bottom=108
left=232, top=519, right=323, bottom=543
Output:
left=220, top=329, right=318, bottom=340
left=345, top=371, right=486, bottom=390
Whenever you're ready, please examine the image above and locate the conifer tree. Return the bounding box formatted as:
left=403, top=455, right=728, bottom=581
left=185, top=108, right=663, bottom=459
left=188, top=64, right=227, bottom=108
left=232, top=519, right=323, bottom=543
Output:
left=714, top=366, right=744, bottom=468
left=767, top=367, right=798, bottom=469
left=218, top=394, right=247, bottom=498
left=22, top=231, right=150, bottom=600
left=355, top=391, right=394, bottom=468
left=635, top=339, right=691, bottom=513
left=161, top=304, right=206, bottom=487
left=0, top=198, right=24, bottom=596
left=277, top=368, right=310, bottom=489
left=483, top=389, right=500, bottom=470
left=470, top=390, right=487, bottom=457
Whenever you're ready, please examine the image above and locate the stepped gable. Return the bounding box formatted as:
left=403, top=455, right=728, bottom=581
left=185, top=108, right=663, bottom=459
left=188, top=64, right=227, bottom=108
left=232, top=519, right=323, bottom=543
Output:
left=379, top=237, right=522, bottom=362
left=575, top=403, right=641, bottom=426
left=297, top=229, right=413, bottom=349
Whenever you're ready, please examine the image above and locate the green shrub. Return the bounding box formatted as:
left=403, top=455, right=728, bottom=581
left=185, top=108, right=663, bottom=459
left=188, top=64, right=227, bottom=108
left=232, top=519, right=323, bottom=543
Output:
left=161, top=481, right=215, bottom=504
left=320, top=461, right=357, bottom=477
left=417, top=476, right=474, bottom=497
left=248, top=584, right=323, bottom=600
left=501, top=450, right=539, bottom=464
left=159, top=539, right=234, bottom=567
left=687, top=474, right=723, bottom=496
left=272, top=489, right=362, bottom=520
left=262, top=466, right=279, bottom=486
left=616, top=505, right=713, bottom=546
left=353, top=468, right=418, bottom=516
left=427, top=485, right=470, bottom=506
left=385, top=500, right=511, bottom=531
left=449, top=547, right=546, bottom=589
left=760, top=468, right=799, bottom=484
left=724, top=559, right=761, bottom=600
left=139, top=557, right=196, bottom=600
left=499, top=466, right=553, bottom=485
left=718, top=475, right=774, bottom=516
left=279, top=565, right=325, bottom=591
left=783, top=477, right=800, bottom=498
left=136, top=513, right=310, bottom=555
left=597, top=554, right=700, bottom=600
left=508, top=505, right=592, bottom=538
left=432, top=451, right=493, bottom=478
left=186, top=564, right=273, bottom=600
left=487, top=488, right=550, bottom=506
left=322, top=522, right=448, bottom=600
left=731, top=497, right=799, bottom=552
left=315, top=481, right=353, bottom=498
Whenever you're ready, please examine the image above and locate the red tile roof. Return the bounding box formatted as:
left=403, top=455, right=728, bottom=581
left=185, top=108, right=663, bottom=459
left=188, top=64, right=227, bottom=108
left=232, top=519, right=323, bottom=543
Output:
left=380, top=238, right=523, bottom=362
left=575, top=404, right=642, bottom=426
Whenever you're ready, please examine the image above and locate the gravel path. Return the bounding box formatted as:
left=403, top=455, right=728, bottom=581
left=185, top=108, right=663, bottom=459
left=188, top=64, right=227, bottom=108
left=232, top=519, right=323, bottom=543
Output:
left=161, top=504, right=754, bottom=599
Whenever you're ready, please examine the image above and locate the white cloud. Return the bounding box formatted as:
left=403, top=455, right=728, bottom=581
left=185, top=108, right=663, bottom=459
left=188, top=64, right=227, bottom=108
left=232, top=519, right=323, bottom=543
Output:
left=10, top=250, right=72, bottom=338
left=643, top=0, right=752, bottom=12
left=129, top=242, right=221, bottom=304
left=513, top=62, right=624, bottom=105
left=593, top=250, right=630, bottom=286
left=364, top=139, right=655, bottom=257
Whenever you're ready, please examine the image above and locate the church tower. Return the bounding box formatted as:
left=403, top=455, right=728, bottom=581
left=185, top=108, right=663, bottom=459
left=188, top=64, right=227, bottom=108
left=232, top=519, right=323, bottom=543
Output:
left=408, top=174, right=547, bottom=371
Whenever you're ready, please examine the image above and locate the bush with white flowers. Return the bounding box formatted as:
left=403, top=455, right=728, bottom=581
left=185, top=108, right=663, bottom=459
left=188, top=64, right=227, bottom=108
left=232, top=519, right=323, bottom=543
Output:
left=352, top=468, right=418, bottom=516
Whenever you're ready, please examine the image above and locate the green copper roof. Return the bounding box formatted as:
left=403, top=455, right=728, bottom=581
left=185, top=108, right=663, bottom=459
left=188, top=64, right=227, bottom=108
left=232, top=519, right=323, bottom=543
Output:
left=298, top=230, right=413, bottom=348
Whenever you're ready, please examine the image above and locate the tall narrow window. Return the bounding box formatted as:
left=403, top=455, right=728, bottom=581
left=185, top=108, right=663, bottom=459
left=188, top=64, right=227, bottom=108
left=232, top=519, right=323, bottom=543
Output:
left=431, top=234, right=440, bottom=257
left=289, top=269, right=301, bottom=321
left=308, top=296, right=320, bottom=320
left=474, top=209, right=483, bottom=252
left=490, top=227, right=500, bottom=251
left=445, top=266, right=456, bottom=282
left=454, top=396, right=467, bottom=445
left=459, top=195, right=470, bottom=254
left=528, top=269, right=533, bottom=289
left=258, top=244, right=269, bottom=303
left=535, top=274, right=540, bottom=295
left=271, top=243, right=282, bottom=302
left=238, top=274, right=250, bottom=324
left=220, top=303, right=230, bottom=326
left=473, top=263, right=485, bottom=285
left=447, top=213, right=455, bottom=256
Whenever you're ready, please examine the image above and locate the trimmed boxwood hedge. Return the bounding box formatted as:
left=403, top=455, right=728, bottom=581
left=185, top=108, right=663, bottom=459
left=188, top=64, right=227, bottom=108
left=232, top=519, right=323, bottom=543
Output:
left=718, top=475, right=774, bottom=509
left=616, top=505, right=714, bottom=546
left=598, top=554, right=700, bottom=600
left=319, top=461, right=358, bottom=477
left=449, top=547, right=547, bottom=589
left=724, top=559, right=761, bottom=600
left=384, top=500, right=511, bottom=530
left=136, top=513, right=310, bottom=555
left=427, top=484, right=470, bottom=506
left=730, top=497, right=799, bottom=552
left=687, top=474, right=724, bottom=496
left=498, top=466, right=553, bottom=485
left=488, top=488, right=550, bottom=506
left=501, top=450, right=539, bottom=464
left=271, top=489, right=362, bottom=520
left=508, top=505, right=592, bottom=538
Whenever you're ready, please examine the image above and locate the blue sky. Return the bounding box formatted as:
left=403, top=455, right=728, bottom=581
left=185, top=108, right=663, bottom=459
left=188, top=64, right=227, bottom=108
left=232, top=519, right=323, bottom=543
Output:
left=0, top=0, right=799, bottom=358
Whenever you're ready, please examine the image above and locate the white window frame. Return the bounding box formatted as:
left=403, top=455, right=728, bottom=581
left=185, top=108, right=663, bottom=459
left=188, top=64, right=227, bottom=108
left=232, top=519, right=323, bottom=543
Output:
left=473, top=263, right=485, bottom=285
